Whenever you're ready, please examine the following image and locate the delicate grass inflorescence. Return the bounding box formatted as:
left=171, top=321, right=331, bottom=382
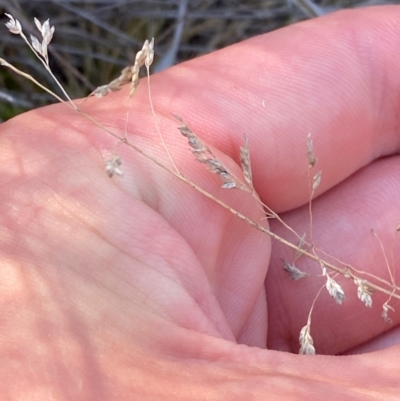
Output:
left=2, top=13, right=399, bottom=355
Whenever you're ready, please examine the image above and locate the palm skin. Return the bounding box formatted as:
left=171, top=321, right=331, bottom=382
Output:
left=1, top=6, right=400, bottom=400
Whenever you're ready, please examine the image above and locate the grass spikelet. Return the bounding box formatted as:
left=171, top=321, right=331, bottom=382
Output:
left=354, top=278, right=373, bottom=308
left=325, top=275, right=345, bottom=305
left=240, top=135, right=253, bottom=188
left=105, top=155, right=123, bottom=178
left=174, top=114, right=243, bottom=190
left=299, top=322, right=316, bottom=355
left=90, top=66, right=133, bottom=98
left=382, top=302, right=395, bottom=323
left=283, top=260, right=308, bottom=280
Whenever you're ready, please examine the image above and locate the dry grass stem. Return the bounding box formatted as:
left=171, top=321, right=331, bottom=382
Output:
left=0, top=58, right=65, bottom=104
left=372, top=228, right=396, bottom=287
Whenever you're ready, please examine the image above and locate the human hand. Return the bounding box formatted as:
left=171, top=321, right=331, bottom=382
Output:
left=1, top=6, right=400, bottom=400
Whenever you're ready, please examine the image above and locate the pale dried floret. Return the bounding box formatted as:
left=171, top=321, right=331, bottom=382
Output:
left=202, top=158, right=237, bottom=188
left=299, top=324, right=315, bottom=355
left=134, top=38, right=155, bottom=70
left=5, top=14, right=22, bottom=34
left=307, top=132, right=317, bottom=167
left=91, top=85, right=111, bottom=98
left=90, top=38, right=154, bottom=98
left=382, top=302, right=394, bottom=323
left=325, top=275, right=345, bottom=304
left=283, top=260, right=308, bottom=280
left=90, top=66, right=133, bottom=97
left=30, top=35, right=42, bottom=55
left=30, top=18, right=55, bottom=63
left=34, top=18, right=55, bottom=45
left=358, top=287, right=373, bottom=308
left=129, top=38, right=155, bottom=98
left=105, top=155, right=123, bottom=178
left=143, top=38, right=155, bottom=68
left=312, top=170, right=322, bottom=190
left=240, top=135, right=253, bottom=187
left=354, top=278, right=373, bottom=308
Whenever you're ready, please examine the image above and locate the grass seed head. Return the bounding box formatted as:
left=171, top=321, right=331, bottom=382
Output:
left=312, top=170, right=322, bottom=191
left=382, top=302, right=394, bottom=323
left=105, top=155, right=123, bottom=178
left=307, top=132, right=317, bottom=167
left=240, top=135, right=253, bottom=187
left=5, top=14, right=22, bottom=34
left=299, top=324, right=316, bottom=355
left=325, top=275, right=345, bottom=304
left=354, top=278, right=373, bottom=308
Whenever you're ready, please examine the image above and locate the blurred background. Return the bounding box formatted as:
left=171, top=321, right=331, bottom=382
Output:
left=0, top=0, right=396, bottom=120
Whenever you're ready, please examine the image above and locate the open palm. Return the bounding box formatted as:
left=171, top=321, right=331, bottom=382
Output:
left=1, top=7, right=400, bottom=400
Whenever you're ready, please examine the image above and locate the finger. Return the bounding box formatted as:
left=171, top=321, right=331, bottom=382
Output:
left=266, top=155, right=400, bottom=355
left=103, top=6, right=400, bottom=212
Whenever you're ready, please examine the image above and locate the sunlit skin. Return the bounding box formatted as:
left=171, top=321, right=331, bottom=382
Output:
left=1, top=7, right=400, bottom=400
